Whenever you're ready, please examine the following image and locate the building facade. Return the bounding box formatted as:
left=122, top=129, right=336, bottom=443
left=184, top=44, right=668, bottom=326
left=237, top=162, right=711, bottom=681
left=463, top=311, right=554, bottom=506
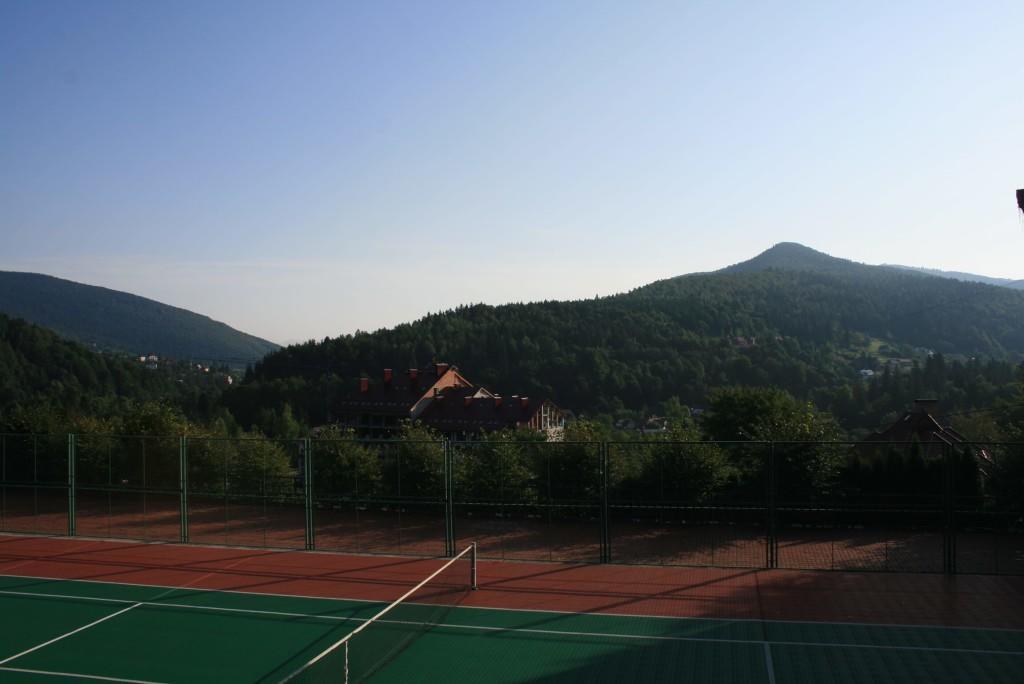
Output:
left=333, top=362, right=566, bottom=439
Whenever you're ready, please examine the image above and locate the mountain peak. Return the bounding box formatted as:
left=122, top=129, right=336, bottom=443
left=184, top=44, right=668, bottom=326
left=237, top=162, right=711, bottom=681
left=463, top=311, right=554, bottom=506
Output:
left=720, top=243, right=857, bottom=274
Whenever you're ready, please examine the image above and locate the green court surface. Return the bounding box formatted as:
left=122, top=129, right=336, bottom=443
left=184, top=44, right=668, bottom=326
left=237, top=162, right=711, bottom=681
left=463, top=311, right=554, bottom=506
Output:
left=0, top=574, right=1022, bottom=683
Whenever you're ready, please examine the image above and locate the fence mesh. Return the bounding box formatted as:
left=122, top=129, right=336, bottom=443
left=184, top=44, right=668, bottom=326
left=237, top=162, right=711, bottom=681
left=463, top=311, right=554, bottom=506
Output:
left=452, top=441, right=602, bottom=562
left=73, top=435, right=181, bottom=542
left=311, top=440, right=446, bottom=556
left=607, top=441, right=769, bottom=567
left=774, top=441, right=947, bottom=572
left=1, top=433, right=1022, bottom=576
left=0, top=434, right=68, bottom=535
left=954, top=442, right=1024, bottom=575
left=186, top=438, right=305, bottom=549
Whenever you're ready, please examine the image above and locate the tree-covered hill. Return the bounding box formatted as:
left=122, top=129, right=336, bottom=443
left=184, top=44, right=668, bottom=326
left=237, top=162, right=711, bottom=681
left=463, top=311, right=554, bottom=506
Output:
left=0, top=271, right=278, bottom=365
left=632, top=242, right=1024, bottom=356
left=884, top=264, right=1024, bottom=290
left=0, top=314, right=228, bottom=429
left=231, top=243, right=1024, bottom=429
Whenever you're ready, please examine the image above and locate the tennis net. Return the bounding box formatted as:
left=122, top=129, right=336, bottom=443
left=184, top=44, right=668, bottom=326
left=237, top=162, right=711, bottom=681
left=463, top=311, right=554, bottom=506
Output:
left=281, top=542, right=478, bottom=683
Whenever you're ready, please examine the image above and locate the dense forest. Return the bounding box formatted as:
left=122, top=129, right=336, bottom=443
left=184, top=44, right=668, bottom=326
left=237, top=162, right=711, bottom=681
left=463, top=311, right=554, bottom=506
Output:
left=0, top=271, right=278, bottom=364
left=0, top=314, right=235, bottom=434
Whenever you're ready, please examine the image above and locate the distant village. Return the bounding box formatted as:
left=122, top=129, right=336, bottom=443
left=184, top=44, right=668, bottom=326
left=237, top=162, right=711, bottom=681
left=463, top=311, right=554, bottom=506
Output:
left=134, top=354, right=234, bottom=385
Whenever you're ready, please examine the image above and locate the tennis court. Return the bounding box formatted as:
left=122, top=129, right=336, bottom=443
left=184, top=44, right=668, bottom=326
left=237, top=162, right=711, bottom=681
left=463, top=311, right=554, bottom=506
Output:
left=1, top=535, right=1023, bottom=683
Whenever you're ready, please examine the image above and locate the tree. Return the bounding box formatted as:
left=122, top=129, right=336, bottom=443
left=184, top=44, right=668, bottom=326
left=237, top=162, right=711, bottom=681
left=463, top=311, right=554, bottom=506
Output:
left=703, top=387, right=844, bottom=500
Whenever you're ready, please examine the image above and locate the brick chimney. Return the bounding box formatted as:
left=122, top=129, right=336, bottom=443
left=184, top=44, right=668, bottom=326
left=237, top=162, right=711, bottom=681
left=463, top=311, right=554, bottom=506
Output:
left=494, top=396, right=503, bottom=409
left=436, top=362, right=449, bottom=376
left=359, top=377, right=369, bottom=393
left=409, top=368, right=419, bottom=383
left=383, top=368, right=393, bottom=384
left=520, top=396, right=529, bottom=409
left=464, top=396, right=473, bottom=408
left=913, top=398, right=938, bottom=415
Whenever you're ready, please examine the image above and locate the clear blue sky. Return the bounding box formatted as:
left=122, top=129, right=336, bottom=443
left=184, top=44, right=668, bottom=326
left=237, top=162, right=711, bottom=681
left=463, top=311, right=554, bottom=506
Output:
left=2, top=1, right=1022, bottom=344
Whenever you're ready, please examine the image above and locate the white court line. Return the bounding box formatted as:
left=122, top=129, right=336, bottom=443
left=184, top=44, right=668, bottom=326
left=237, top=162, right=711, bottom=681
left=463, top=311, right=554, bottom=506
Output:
left=7, top=584, right=1020, bottom=659
left=3, top=570, right=1022, bottom=635
left=0, top=602, right=142, bottom=666
left=0, top=665, right=165, bottom=683
left=763, top=643, right=777, bottom=684
left=2, top=584, right=1024, bottom=663
left=0, top=587, right=361, bottom=623
left=373, top=617, right=1024, bottom=657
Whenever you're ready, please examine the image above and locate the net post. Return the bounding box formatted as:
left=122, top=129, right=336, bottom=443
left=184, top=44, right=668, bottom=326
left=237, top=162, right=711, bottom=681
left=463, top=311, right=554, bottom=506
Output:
left=471, top=541, right=478, bottom=590
left=344, top=640, right=349, bottom=684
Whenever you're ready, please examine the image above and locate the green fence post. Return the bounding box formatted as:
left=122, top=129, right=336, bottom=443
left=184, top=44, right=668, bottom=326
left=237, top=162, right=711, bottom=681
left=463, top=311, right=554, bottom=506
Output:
left=444, top=440, right=455, bottom=557
left=944, top=442, right=956, bottom=575
left=304, top=438, right=314, bottom=551
left=67, top=433, right=76, bottom=537
left=600, top=441, right=610, bottom=563
left=179, top=436, right=189, bottom=543
left=767, top=442, right=777, bottom=569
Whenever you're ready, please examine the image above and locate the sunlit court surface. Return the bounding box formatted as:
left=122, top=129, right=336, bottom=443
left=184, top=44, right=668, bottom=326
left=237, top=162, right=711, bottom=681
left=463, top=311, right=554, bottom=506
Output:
left=0, top=535, right=1021, bottom=683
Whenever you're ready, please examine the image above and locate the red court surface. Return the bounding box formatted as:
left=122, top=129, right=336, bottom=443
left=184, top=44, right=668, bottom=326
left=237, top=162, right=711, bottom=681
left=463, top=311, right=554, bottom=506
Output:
left=2, top=532, right=1022, bottom=631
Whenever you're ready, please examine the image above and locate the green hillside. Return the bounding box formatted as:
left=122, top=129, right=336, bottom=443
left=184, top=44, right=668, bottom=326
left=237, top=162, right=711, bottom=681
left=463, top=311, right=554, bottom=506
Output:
left=0, top=314, right=226, bottom=427
left=634, top=242, right=1024, bottom=355
left=884, top=264, right=1024, bottom=290
left=0, top=271, right=278, bottom=364
left=229, top=243, right=1024, bottom=430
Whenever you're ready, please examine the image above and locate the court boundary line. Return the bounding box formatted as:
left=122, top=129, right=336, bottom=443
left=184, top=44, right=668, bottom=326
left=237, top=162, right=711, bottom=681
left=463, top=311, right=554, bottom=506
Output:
left=0, top=665, right=165, bottom=684
left=2, top=584, right=1024, bottom=659
left=2, top=570, right=1022, bottom=635
left=376, top=618, right=1024, bottom=657
left=0, top=587, right=363, bottom=623
left=763, top=643, right=777, bottom=684
left=0, top=601, right=143, bottom=666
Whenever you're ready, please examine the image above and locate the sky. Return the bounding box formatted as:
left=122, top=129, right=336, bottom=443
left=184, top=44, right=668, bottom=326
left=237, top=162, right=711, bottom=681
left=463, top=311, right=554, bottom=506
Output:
left=2, top=1, right=1022, bottom=345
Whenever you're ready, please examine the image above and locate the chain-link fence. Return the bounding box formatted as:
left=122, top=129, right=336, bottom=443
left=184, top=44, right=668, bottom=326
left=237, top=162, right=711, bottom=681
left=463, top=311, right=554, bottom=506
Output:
left=607, top=441, right=769, bottom=567
left=186, top=437, right=306, bottom=549
left=310, top=439, right=446, bottom=557
left=451, top=441, right=602, bottom=562
left=0, top=433, right=69, bottom=535
left=73, top=435, right=181, bottom=542
left=774, top=441, right=948, bottom=572
left=2, top=434, right=1021, bottom=575
left=953, top=442, right=1024, bottom=575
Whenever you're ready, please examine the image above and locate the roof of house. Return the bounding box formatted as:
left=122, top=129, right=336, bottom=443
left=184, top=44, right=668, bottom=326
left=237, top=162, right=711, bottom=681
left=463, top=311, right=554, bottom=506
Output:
left=861, top=400, right=966, bottom=445
left=418, top=391, right=551, bottom=432
left=334, top=363, right=471, bottom=416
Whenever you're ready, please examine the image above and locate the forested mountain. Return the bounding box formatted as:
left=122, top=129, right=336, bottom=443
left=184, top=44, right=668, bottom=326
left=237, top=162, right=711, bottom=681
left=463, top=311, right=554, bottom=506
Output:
left=230, top=243, right=1024, bottom=433
left=0, top=271, right=278, bottom=364
left=884, top=264, right=1024, bottom=290
left=635, top=242, right=1024, bottom=355
left=0, top=314, right=229, bottom=430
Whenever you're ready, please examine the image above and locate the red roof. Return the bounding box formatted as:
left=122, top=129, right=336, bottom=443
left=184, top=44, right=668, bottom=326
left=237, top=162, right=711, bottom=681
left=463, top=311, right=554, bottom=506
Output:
left=418, top=391, right=546, bottom=432
left=334, top=363, right=469, bottom=416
